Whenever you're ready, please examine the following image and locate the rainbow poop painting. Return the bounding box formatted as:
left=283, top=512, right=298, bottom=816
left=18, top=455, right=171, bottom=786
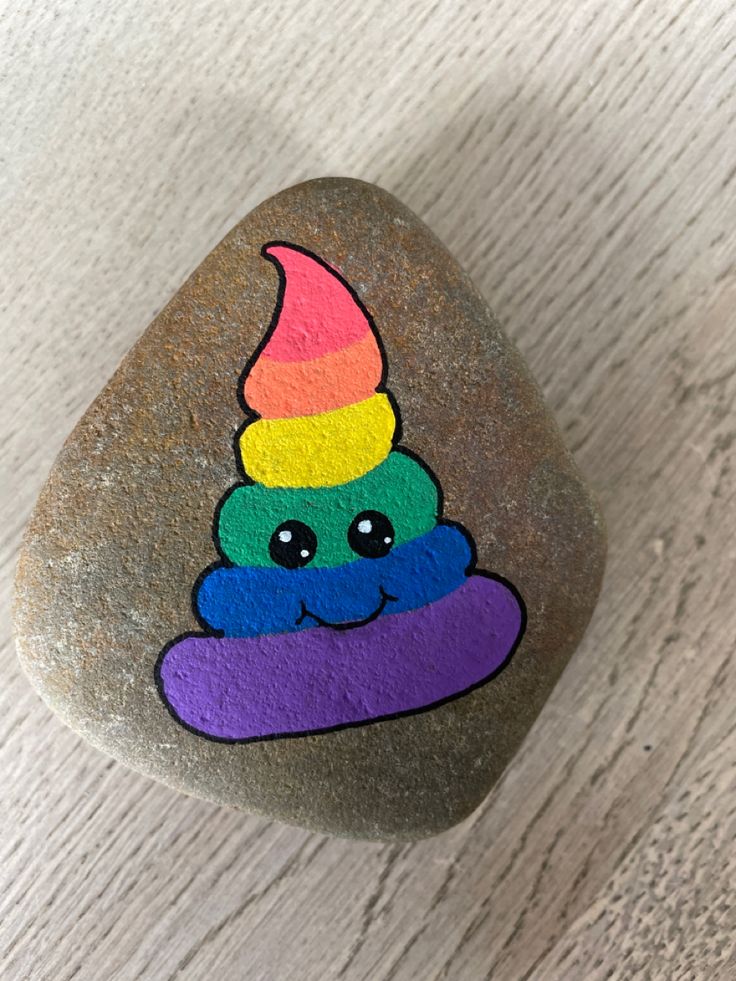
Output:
left=156, top=243, right=526, bottom=742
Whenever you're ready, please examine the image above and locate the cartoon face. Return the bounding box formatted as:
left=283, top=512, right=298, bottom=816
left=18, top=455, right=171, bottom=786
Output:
left=156, top=242, right=526, bottom=743
left=198, top=449, right=474, bottom=635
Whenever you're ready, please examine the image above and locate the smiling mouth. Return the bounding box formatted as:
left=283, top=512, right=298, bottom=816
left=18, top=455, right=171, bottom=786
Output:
left=296, top=587, right=398, bottom=631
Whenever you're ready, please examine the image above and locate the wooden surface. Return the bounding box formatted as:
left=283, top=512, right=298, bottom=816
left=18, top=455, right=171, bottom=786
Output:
left=2, top=1, right=735, bottom=978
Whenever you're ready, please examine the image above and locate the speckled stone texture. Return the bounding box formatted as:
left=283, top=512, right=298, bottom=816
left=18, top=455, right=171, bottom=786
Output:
left=14, top=178, right=606, bottom=840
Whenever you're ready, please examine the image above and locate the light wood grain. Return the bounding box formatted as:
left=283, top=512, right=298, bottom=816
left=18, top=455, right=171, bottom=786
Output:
left=2, top=1, right=735, bottom=978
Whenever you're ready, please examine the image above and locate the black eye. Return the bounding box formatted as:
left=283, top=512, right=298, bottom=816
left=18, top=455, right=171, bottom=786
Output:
left=348, top=510, right=395, bottom=559
left=269, top=520, right=318, bottom=569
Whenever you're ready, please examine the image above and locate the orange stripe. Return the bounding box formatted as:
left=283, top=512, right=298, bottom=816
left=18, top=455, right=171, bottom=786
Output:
left=244, top=331, right=384, bottom=418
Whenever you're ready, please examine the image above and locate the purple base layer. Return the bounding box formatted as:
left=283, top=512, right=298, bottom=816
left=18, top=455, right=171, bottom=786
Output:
left=157, top=574, right=524, bottom=742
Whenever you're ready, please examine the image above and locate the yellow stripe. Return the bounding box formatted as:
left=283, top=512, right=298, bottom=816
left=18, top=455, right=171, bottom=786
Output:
left=240, top=393, right=396, bottom=487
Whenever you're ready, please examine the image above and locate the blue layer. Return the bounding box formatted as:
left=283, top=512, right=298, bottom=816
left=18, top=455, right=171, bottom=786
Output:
left=196, top=522, right=474, bottom=638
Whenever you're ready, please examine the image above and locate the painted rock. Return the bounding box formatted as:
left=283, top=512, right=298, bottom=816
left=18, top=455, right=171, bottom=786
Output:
left=14, top=178, right=605, bottom=839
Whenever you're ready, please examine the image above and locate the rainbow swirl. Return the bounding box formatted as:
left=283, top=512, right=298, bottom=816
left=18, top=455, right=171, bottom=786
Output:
left=157, top=243, right=525, bottom=742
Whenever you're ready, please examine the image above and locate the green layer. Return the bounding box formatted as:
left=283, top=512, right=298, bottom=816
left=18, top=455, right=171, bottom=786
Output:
left=217, top=450, right=440, bottom=568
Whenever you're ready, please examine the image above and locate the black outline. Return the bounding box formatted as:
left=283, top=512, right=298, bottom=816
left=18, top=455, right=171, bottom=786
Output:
left=237, top=241, right=391, bottom=413
left=153, top=571, right=526, bottom=745
left=296, top=586, right=398, bottom=631
left=154, top=241, right=528, bottom=744
left=232, top=241, right=398, bottom=483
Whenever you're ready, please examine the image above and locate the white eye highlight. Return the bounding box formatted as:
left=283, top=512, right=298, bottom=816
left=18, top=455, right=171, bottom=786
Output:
left=300, top=549, right=309, bottom=558
left=357, top=519, right=373, bottom=534
left=278, top=530, right=293, bottom=543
